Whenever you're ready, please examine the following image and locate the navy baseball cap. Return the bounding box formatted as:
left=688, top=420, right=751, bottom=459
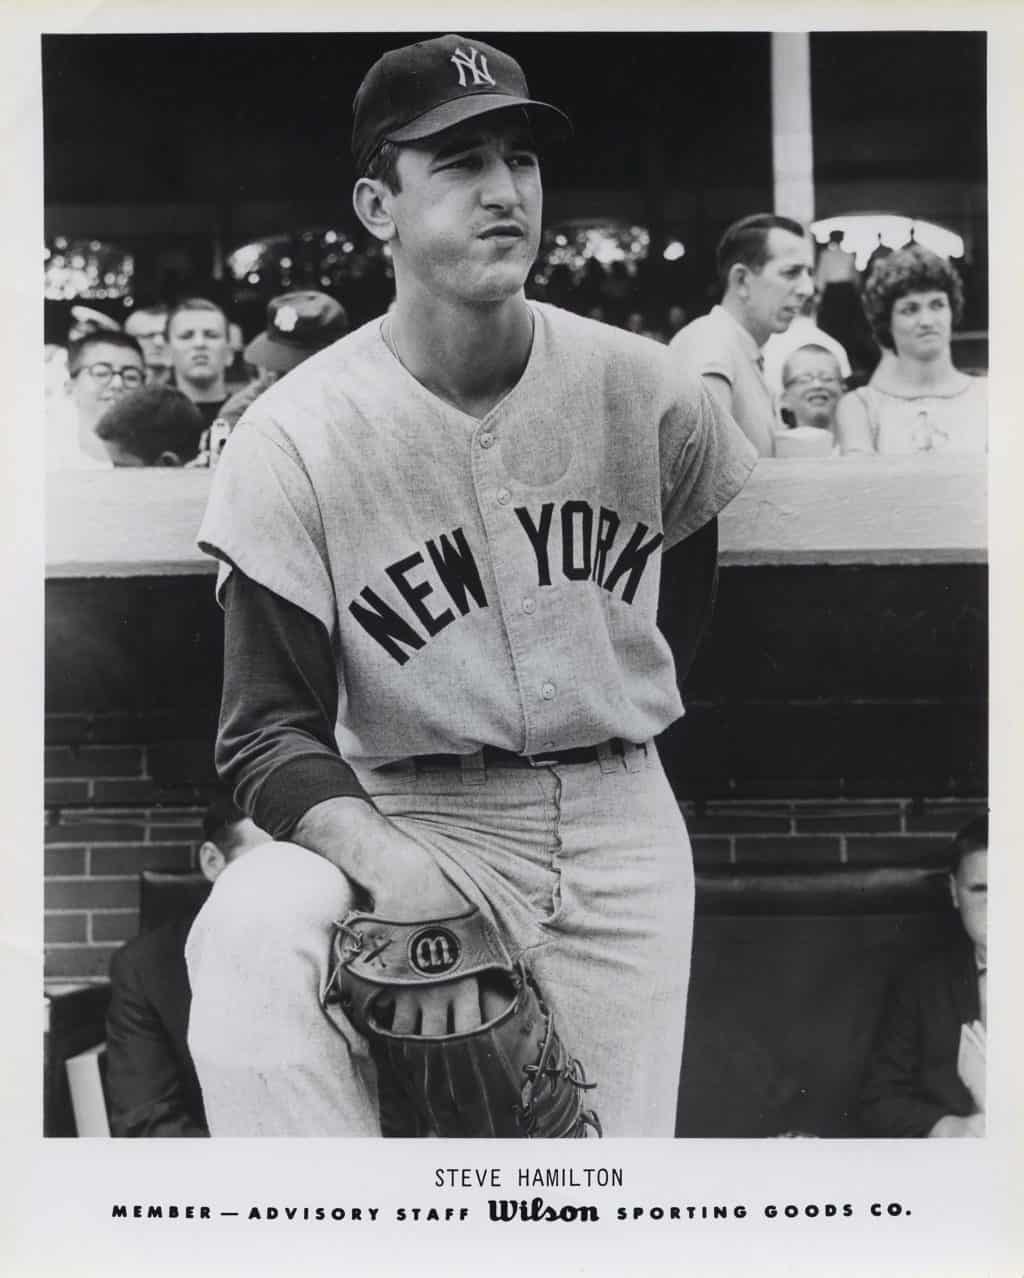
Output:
left=352, top=34, right=572, bottom=174
left=244, top=291, right=349, bottom=374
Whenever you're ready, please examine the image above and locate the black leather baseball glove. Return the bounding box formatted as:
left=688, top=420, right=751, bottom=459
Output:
left=322, top=906, right=601, bottom=1138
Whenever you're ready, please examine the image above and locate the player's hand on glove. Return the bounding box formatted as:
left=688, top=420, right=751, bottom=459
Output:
left=300, top=795, right=468, bottom=918
left=366, top=832, right=468, bottom=921
left=295, top=796, right=488, bottom=1032
left=387, top=973, right=507, bottom=1036
left=349, top=809, right=491, bottom=1031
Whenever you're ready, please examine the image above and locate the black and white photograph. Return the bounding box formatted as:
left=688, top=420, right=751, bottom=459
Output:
left=4, top=7, right=1023, bottom=1277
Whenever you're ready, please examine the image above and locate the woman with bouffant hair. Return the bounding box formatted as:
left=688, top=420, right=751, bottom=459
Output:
left=837, top=244, right=986, bottom=455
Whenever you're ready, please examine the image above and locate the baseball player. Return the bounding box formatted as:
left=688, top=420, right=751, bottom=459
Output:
left=187, top=33, right=757, bottom=1137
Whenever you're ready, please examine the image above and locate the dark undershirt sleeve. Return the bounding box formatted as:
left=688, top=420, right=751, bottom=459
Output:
left=217, top=570, right=370, bottom=839
left=657, top=516, right=719, bottom=687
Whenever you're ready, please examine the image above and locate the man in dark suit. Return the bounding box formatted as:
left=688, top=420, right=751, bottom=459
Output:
left=858, top=816, right=988, bottom=1137
left=105, top=796, right=268, bottom=1137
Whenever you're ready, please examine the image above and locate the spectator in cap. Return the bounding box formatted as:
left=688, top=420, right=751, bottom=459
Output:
left=94, top=385, right=205, bottom=467
left=192, top=292, right=349, bottom=466
left=245, top=290, right=349, bottom=379
left=68, top=304, right=122, bottom=343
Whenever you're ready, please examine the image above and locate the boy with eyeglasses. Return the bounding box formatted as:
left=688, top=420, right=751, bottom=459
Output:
left=761, top=291, right=851, bottom=396
left=49, top=331, right=146, bottom=470
left=779, top=345, right=845, bottom=431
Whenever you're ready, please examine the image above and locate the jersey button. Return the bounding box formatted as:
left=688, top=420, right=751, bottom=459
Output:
left=541, top=682, right=556, bottom=700
left=479, top=432, right=495, bottom=449
left=522, top=597, right=536, bottom=614
left=497, top=487, right=511, bottom=505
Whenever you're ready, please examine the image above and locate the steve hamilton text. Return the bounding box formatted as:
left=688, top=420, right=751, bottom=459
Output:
left=110, top=1163, right=912, bottom=1226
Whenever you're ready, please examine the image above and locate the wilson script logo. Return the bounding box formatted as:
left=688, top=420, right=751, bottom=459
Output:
left=488, top=1197, right=599, bottom=1223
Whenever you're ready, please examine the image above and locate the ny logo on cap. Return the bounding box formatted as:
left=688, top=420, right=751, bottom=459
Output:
left=274, top=305, right=299, bottom=333
left=450, top=46, right=495, bottom=89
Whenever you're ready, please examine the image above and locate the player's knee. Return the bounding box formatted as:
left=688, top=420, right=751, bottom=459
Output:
left=187, top=840, right=355, bottom=970
left=186, top=841, right=357, bottom=1063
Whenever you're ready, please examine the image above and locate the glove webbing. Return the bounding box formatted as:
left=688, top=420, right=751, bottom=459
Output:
left=514, top=978, right=602, bottom=1138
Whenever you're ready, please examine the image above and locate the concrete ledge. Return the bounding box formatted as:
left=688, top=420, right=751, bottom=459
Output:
left=46, top=455, right=986, bottom=578
left=47, top=469, right=214, bottom=578
left=717, top=455, right=985, bottom=565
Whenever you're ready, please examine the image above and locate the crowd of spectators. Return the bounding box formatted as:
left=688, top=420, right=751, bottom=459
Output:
left=45, top=219, right=986, bottom=470
left=45, top=291, right=350, bottom=469
left=666, top=216, right=985, bottom=458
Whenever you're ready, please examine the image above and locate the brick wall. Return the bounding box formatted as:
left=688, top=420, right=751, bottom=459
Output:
left=685, top=797, right=984, bottom=869
left=42, top=737, right=985, bottom=980
left=44, top=741, right=216, bottom=980
left=43, top=567, right=986, bottom=980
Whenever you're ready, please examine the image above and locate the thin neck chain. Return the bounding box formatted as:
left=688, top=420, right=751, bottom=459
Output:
left=382, top=316, right=408, bottom=373
left=381, top=310, right=535, bottom=418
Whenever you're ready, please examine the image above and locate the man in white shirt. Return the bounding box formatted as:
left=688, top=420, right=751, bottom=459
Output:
left=670, top=214, right=814, bottom=456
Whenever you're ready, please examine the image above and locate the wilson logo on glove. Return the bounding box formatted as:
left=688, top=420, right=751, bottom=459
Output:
left=409, top=927, right=461, bottom=975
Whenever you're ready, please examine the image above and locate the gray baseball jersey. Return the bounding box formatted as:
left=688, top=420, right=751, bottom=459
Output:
left=198, top=302, right=757, bottom=770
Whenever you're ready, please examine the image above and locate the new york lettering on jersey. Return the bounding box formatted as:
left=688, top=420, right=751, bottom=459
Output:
left=197, top=300, right=757, bottom=766
left=348, top=499, right=664, bottom=665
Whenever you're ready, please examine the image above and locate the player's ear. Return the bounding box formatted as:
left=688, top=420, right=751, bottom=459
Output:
left=353, top=178, right=397, bottom=243
left=198, top=840, right=228, bottom=883
left=155, top=450, right=183, bottom=467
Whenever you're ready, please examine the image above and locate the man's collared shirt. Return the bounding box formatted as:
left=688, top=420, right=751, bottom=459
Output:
left=669, top=304, right=776, bottom=457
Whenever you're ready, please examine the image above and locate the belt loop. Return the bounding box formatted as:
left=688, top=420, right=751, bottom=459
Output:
left=596, top=738, right=620, bottom=775
left=461, top=749, right=486, bottom=785
left=623, top=740, right=644, bottom=774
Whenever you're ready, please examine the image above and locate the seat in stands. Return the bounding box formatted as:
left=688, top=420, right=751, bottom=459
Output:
left=139, top=869, right=211, bottom=932
left=676, top=865, right=959, bottom=1137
